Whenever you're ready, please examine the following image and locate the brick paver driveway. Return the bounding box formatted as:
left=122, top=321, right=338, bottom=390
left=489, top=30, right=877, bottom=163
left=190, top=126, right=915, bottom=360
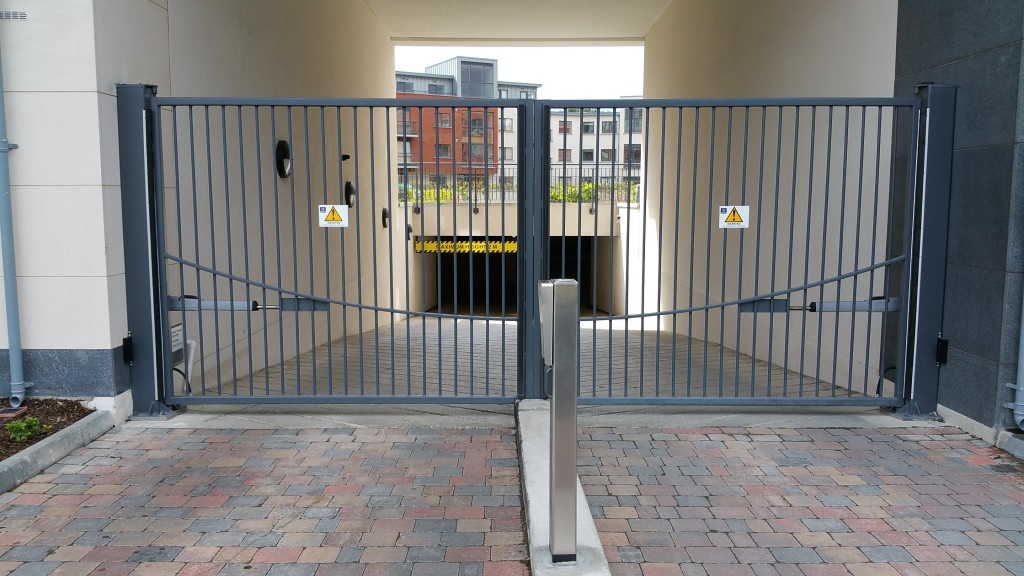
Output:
left=581, top=426, right=1024, bottom=576
left=0, top=426, right=527, bottom=576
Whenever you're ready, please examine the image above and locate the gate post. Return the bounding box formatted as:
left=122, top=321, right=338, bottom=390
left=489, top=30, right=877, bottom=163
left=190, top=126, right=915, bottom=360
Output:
left=116, top=84, right=172, bottom=417
left=519, top=100, right=550, bottom=399
left=901, top=84, right=955, bottom=417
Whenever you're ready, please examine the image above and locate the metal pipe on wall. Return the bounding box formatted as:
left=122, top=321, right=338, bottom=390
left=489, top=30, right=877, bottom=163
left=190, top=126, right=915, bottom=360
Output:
left=0, top=43, right=29, bottom=407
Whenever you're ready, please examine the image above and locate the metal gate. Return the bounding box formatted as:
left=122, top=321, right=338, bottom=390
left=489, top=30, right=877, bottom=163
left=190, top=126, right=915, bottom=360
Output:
left=116, top=85, right=953, bottom=414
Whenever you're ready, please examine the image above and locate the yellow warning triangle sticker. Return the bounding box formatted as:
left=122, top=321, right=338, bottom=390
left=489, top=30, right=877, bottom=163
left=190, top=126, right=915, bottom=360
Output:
left=325, top=207, right=343, bottom=222
left=725, top=207, right=743, bottom=223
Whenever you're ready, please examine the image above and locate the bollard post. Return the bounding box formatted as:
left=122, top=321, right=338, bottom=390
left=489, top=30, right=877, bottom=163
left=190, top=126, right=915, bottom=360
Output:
left=539, top=279, right=578, bottom=563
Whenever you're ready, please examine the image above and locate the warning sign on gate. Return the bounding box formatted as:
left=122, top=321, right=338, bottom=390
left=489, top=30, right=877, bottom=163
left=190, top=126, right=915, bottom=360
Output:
left=319, top=205, right=349, bottom=228
left=719, top=206, right=749, bottom=229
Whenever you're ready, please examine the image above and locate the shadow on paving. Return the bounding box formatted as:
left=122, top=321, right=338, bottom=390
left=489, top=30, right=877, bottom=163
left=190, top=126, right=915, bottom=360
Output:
left=0, top=427, right=529, bottom=576
left=581, top=425, right=1024, bottom=576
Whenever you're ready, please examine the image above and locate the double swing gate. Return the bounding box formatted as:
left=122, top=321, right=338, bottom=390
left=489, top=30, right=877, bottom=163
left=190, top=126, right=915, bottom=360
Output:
left=117, top=84, right=954, bottom=414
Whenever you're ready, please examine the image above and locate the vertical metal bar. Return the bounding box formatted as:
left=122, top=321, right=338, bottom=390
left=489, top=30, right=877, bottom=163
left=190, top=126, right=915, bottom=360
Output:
left=814, top=107, right=834, bottom=396
left=902, top=85, right=954, bottom=415
left=254, top=106, right=271, bottom=396
left=831, top=107, right=852, bottom=394
left=351, top=107, right=366, bottom=395
left=204, top=106, right=224, bottom=395
left=383, top=107, right=397, bottom=397
left=718, top=107, right=733, bottom=397
left=368, top=107, right=382, bottom=396
left=798, top=107, right=818, bottom=397
left=116, top=84, right=166, bottom=414
left=189, top=106, right=209, bottom=395
left=671, top=107, right=685, bottom=397
left=168, top=106, right=188, bottom=398
left=302, top=107, right=317, bottom=396
left=235, top=106, right=254, bottom=396
left=751, top=107, right=768, bottom=394
left=863, top=107, right=885, bottom=395
left=734, top=107, right=750, bottom=396
left=687, top=107, right=700, bottom=397
left=767, top=107, right=785, bottom=395
left=654, top=108, right=666, bottom=397
left=848, top=106, right=869, bottom=395
left=783, top=107, right=802, bottom=397
left=287, top=108, right=301, bottom=395
left=434, top=109, right=444, bottom=397
left=336, top=107, right=351, bottom=396
left=703, top=108, right=716, bottom=397
left=320, top=107, right=333, bottom=396
left=637, top=107, right=651, bottom=396
left=221, top=106, right=238, bottom=396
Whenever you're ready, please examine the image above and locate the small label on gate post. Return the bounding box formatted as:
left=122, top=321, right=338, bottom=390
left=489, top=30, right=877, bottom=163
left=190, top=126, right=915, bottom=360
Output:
left=719, top=206, right=749, bottom=229
left=319, top=205, right=349, bottom=228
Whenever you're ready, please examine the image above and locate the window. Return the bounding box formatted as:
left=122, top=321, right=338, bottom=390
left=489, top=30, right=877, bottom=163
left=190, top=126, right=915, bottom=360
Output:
left=601, top=120, right=618, bottom=134
left=558, top=121, right=572, bottom=135
left=521, top=91, right=536, bottom=99
left=430, top=174, right=448, bottom=187
left=437, top=112, right=452, bottom=128
left=600, top=149, right=616, bottom=162
left=461, top=62, right=495, bottom=98
left=463, top=143, right=493, bottom=162
left=501, top=118, right=515, bottom=132
left=557, top=149, right=572, bottom=162
left=626, top=109, right=643, bottom=133
left=624, top=144, right=642, bottom=163
left=437, top=144, right=451, bottom=158
left=499, top=89, right=509, bottom=98
left=396, top=80, right=413, bottom=93
left=581, top=149, right=595, bottom=162
left=428, top=84, right=446, bottom=95
left=582, top=122, right=595, bottom=134
left=502, top=147, right=514, bottom=161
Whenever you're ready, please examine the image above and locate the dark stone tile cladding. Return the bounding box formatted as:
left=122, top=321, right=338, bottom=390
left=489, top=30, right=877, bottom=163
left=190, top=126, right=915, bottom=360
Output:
left=896, top=0, right=1024, bottom=426
left=896, top=0, right=1024, bottom=78
left=0, top=348, right=129, bottom=397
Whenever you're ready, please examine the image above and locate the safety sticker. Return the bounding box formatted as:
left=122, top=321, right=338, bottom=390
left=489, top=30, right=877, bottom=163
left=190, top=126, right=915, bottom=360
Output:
left=719, top=206, right=749, bottom=229
left=319, top=205, right=349, bottom=228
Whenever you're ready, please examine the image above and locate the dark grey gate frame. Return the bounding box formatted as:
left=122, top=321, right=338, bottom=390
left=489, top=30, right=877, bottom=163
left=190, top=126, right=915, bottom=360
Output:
left=117, top=84, right=954, bottom=416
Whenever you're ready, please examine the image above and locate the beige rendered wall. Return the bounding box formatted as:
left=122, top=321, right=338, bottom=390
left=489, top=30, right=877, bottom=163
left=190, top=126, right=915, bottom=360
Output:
left=643, top=0, right=899, bottom=393
left=163, top=0, right=398, bottom=391
left=0, top=0, right=169, bottom=357
left=0, top=0, right=397, bottom=396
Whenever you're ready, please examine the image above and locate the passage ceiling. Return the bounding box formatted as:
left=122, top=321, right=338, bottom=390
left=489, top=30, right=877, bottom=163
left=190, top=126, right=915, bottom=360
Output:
left=363, top=0, right=673, bottom=44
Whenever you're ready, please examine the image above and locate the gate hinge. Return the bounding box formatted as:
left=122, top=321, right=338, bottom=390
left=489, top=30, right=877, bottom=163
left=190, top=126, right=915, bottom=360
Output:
left=123, top=333, right=134, bottom=365
left=936, top=334, right=949, bottom=366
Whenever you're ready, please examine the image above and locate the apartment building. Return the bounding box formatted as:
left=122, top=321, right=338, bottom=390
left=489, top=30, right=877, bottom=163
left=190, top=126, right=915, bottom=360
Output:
left=550, top=107, right=645, bottom=193
left=396, top=57, right=538, bottom=193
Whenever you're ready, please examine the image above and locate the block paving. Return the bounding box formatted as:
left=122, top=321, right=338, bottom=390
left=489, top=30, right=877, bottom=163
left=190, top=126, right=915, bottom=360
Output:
left=581, top=426, right=1024, bottom=576
left=0, top=426, right=528, bottom=576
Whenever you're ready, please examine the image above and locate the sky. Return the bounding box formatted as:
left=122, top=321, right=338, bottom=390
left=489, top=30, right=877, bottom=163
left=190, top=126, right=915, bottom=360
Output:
left=394, top=46, right=645, bottom=100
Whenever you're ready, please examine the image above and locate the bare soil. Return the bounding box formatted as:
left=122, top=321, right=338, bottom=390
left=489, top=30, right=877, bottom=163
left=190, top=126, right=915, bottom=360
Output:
left=0, top=398, right=94, bottom=461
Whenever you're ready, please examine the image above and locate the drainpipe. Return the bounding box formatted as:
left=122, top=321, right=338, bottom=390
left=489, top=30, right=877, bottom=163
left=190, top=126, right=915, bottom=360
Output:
left=0, top=43, right=29, bottom=407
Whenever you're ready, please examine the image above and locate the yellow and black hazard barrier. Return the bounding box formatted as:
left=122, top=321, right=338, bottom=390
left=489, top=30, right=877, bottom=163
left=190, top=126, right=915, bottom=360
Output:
left=414, top=239, right=518, bottom=254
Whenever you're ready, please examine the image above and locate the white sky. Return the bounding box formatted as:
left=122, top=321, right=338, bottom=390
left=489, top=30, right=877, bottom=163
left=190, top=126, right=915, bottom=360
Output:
left=394, top=46, right=644, bottom=100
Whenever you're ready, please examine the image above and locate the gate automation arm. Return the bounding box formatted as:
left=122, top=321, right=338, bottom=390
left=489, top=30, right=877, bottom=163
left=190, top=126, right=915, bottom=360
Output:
left=739, top=296, right=899, bottom=313
left=168, top=295, right=329, bottom=312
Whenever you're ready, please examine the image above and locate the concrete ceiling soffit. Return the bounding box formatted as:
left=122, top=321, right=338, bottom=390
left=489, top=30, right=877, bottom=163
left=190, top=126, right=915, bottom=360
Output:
left=364, top=0, right=673, bottom=44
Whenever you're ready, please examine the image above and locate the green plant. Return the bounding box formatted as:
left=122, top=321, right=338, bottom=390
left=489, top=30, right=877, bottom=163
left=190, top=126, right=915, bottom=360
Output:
left=6, top=416, right=50, bottom=442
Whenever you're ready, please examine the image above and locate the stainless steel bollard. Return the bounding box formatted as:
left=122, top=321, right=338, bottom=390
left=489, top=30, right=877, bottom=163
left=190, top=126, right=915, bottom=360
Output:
left=539, top=279, right=578, bottom=563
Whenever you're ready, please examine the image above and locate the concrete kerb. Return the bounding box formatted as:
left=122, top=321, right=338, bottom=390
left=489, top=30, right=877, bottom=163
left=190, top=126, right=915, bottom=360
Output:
left=516, top=399, right=611, bottom=576
left=0, top=408, right=115, bottom=494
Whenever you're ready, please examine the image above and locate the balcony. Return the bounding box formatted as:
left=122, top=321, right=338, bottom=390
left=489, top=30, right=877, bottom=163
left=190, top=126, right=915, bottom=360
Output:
left=397, top=120, right=419, bottom=137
